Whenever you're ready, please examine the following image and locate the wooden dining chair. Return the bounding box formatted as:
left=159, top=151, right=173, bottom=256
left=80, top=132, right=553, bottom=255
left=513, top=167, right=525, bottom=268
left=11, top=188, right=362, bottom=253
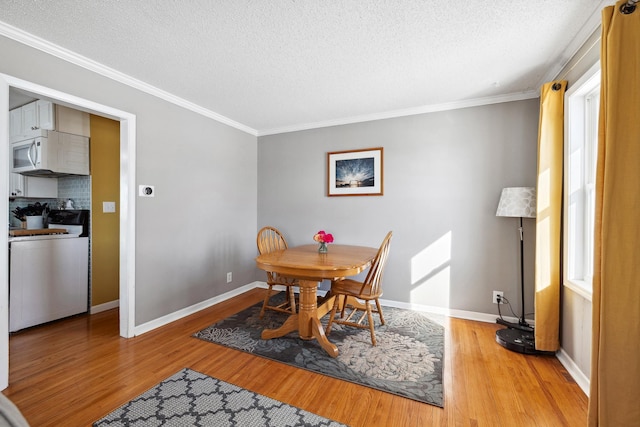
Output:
left=325, top=231, right=393, bottom=346
left=256, top=226, right=299, bottom=318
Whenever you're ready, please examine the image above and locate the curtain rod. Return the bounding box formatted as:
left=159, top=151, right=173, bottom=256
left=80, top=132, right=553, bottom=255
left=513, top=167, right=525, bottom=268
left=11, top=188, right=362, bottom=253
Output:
left=621, top=0, right=638, bottom=14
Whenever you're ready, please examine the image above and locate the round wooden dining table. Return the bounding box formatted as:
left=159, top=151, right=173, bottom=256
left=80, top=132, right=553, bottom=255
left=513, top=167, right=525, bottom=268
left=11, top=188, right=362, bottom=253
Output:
left=255, top=243, right=377, bottom=357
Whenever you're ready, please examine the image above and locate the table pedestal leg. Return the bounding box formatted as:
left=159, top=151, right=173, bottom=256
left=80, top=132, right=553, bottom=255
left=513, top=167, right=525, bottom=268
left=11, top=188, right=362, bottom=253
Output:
left=299, top=280, right=338, bottom=357
left=260, top=279, right=338, bottom=358
left=261, top=314, right=298, bottom=340
left=297, top=280, right=317, bottom=339
left=310, top=317, right=338, bottom=357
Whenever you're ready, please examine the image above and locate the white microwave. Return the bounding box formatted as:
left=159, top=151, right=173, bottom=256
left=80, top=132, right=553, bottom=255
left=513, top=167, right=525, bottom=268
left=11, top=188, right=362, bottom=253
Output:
left=11, top=131, right=90, bottom=177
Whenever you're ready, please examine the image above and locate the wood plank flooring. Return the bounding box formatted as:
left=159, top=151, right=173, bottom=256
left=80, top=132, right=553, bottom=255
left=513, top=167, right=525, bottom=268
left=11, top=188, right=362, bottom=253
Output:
left=3, top=288, right=588, bottom=426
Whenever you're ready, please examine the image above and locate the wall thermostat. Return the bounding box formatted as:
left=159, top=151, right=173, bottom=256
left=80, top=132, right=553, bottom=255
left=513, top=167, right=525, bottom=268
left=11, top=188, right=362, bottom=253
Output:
left=139, top=185, right=155, bottom=197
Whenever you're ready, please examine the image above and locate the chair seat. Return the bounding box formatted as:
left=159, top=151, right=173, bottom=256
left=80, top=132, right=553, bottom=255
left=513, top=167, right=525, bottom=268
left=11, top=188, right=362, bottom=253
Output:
left=331, top=278, right=381, bottom=300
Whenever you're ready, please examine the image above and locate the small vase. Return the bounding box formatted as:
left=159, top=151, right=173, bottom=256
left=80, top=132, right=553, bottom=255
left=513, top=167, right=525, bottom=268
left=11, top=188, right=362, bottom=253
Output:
left=318, top=242, right=328, bottom=253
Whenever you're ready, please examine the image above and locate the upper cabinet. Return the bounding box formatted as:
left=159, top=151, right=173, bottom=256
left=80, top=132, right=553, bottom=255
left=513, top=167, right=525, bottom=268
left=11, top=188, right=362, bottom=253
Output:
left=35, top=100, right=55, bottom=130
left=10, top=101, right=90, bottom=143
left=55, top=105, right=90, bottom=137
left=9, top=173, right=58, bottom=199
left=10, top=100, right=55, bottom=143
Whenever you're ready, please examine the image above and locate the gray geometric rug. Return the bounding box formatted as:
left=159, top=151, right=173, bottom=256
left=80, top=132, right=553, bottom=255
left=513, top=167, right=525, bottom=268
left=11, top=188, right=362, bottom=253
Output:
left=193, top=295, right=444, bottom=407
left=93, top=368, right=347, bottom=426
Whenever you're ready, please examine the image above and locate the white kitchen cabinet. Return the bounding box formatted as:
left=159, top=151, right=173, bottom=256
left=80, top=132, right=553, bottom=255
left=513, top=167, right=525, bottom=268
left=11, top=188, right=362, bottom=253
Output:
left=8, top=173, right=23, bottom=198
left=9, top=100, right=56, bottom=143
left=9, top=237, right=89, bottom=332
left=9, top=172, right=58, bottom=198
left=37, top=100, right=55, bottom=130
left=55, top=132, right=91, bottom=175
left=9, top=108, right=22, bottom=141
left=10, top=101, right=90, bottom=143
left=55, top=105, right=90, bottom=137
left=21, top=101, right=38, bottom=132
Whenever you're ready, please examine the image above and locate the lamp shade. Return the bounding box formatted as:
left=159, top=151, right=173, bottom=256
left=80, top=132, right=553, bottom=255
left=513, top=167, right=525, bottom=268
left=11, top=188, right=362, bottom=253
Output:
left=496, top=187, right=536, bottom=218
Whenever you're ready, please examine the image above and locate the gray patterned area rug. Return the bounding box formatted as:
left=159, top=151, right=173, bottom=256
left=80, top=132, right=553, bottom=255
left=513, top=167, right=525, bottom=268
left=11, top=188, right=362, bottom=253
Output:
left=194, top=295, right=444, bottom=407
left=94, top=368, right=346, bottom=426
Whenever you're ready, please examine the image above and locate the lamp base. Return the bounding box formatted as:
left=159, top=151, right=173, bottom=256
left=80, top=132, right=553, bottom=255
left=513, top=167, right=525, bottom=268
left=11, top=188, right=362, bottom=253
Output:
left=495, top=327, right=555, bottom=355
left=496, top=317, right=533, bottom=333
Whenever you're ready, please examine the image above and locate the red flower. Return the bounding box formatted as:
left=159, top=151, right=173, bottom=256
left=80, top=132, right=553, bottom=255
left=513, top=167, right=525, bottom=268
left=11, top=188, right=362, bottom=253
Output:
left=313, top=230, right=334, bottom=244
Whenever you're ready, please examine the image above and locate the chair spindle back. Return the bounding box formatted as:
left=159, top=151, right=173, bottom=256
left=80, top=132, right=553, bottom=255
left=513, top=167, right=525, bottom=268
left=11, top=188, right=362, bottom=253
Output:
left=257, top=226, right=289, bottom=255
left=359, top=231, right=393, bottom=296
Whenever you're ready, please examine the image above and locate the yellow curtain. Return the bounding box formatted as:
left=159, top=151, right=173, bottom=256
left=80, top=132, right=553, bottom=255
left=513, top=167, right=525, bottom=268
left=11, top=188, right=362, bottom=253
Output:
left=589, top=2, right=640, bottom=425
left=534, top=81, right=566, bottom=352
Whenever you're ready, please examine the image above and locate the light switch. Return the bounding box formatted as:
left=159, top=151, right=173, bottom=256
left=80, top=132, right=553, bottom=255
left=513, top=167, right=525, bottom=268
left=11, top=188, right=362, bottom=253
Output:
left=103, top=201, right=116, bottom=213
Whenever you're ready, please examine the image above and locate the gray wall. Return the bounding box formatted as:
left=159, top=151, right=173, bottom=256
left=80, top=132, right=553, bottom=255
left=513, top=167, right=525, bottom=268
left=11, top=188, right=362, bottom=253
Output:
left=1, top=35, right=258, bottom=325
left=258, top=100, right=540, bottom=316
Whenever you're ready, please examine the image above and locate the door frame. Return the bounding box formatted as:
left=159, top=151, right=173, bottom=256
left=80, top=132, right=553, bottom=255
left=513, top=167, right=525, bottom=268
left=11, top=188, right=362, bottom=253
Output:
left=0, top=73, right=137, bottom=389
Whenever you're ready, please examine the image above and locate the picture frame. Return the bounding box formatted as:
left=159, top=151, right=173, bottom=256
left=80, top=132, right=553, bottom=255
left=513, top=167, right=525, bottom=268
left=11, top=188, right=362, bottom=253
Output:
left=327, top=147, right=383, bottom=196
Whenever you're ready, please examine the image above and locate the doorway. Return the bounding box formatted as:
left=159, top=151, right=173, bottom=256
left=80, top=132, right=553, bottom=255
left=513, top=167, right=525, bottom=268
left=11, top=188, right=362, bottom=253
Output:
left=0, top=74, right=137, bottom=389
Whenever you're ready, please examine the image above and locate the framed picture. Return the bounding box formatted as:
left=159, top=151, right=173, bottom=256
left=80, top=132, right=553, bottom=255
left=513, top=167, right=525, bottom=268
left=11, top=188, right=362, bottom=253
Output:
left=327, top=147, right=383, bottom=196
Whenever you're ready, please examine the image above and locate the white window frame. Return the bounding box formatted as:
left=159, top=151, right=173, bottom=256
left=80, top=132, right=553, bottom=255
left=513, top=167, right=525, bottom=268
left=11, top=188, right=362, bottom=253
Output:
left=563, top=62, right=600, bottom=301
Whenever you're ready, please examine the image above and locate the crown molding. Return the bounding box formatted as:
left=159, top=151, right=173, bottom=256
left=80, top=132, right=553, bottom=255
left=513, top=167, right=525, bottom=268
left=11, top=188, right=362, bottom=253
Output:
left=0, top=21, right=258, bottom=136
left=257, top=91, right=539, bottom=136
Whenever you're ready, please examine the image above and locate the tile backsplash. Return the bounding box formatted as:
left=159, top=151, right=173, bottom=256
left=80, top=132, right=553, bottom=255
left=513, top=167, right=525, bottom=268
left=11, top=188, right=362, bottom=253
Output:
left=58, top=175, right=91, bottom=209
left=9, top=175, right=91, bottom=227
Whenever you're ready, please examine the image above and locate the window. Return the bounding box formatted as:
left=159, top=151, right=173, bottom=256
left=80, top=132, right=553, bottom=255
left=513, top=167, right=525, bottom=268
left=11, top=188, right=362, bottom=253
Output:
left=564, top=63, right=600, bottom=300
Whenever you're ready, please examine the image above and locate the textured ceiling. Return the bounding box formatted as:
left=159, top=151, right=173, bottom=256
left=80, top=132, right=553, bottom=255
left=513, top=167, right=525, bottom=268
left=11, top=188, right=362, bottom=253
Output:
left=0, top=0, right=611, bottom=135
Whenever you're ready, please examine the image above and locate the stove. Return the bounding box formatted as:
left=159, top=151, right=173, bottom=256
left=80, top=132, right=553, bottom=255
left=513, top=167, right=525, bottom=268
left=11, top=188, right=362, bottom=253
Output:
left=46, top=209, right=90, bottom=236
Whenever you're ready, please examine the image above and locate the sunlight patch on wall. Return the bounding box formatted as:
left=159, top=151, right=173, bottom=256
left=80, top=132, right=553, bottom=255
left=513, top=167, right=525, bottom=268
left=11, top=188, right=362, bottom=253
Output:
left=410, top=231, right=452, bottom=306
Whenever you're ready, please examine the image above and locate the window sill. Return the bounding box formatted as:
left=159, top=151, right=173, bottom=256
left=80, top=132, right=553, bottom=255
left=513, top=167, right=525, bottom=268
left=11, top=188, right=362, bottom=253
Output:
left=564, top=279, right=593, bottom=301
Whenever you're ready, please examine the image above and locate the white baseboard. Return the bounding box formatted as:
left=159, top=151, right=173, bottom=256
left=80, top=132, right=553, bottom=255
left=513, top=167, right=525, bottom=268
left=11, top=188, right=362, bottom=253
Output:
left=378, top=297, right=531, bottom=326
left=133, top=282, right=261, bottom=336
left=91, top=299, right=120, bottom=314
left=556, top=348, right=590, bottom=396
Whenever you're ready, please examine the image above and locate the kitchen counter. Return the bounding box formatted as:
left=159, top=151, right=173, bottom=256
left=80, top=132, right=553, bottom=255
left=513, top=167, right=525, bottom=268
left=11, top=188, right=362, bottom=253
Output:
left=9, top=228, right=68, bottom=237
left=9, top=228, right=79, bottom=242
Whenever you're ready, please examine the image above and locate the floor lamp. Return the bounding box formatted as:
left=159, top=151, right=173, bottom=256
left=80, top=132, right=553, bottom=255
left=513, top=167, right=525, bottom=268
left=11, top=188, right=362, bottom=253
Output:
left=494, top=187, right=540, bottom=354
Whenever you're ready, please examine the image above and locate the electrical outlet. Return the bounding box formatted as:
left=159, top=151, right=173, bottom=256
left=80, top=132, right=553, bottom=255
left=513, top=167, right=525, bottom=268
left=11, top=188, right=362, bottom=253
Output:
left=493, top=291, right=505, bottom=304
left=226, top=272, right=232, bottom=283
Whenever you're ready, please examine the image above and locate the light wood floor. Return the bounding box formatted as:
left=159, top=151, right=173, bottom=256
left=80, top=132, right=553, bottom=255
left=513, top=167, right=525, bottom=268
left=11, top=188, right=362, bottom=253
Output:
left=3, top=288, right=588, bottom=426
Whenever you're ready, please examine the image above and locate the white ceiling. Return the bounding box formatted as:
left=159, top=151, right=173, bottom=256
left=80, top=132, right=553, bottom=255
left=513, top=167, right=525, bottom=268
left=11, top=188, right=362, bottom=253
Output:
left=0, top=0, right=612, bottom=136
